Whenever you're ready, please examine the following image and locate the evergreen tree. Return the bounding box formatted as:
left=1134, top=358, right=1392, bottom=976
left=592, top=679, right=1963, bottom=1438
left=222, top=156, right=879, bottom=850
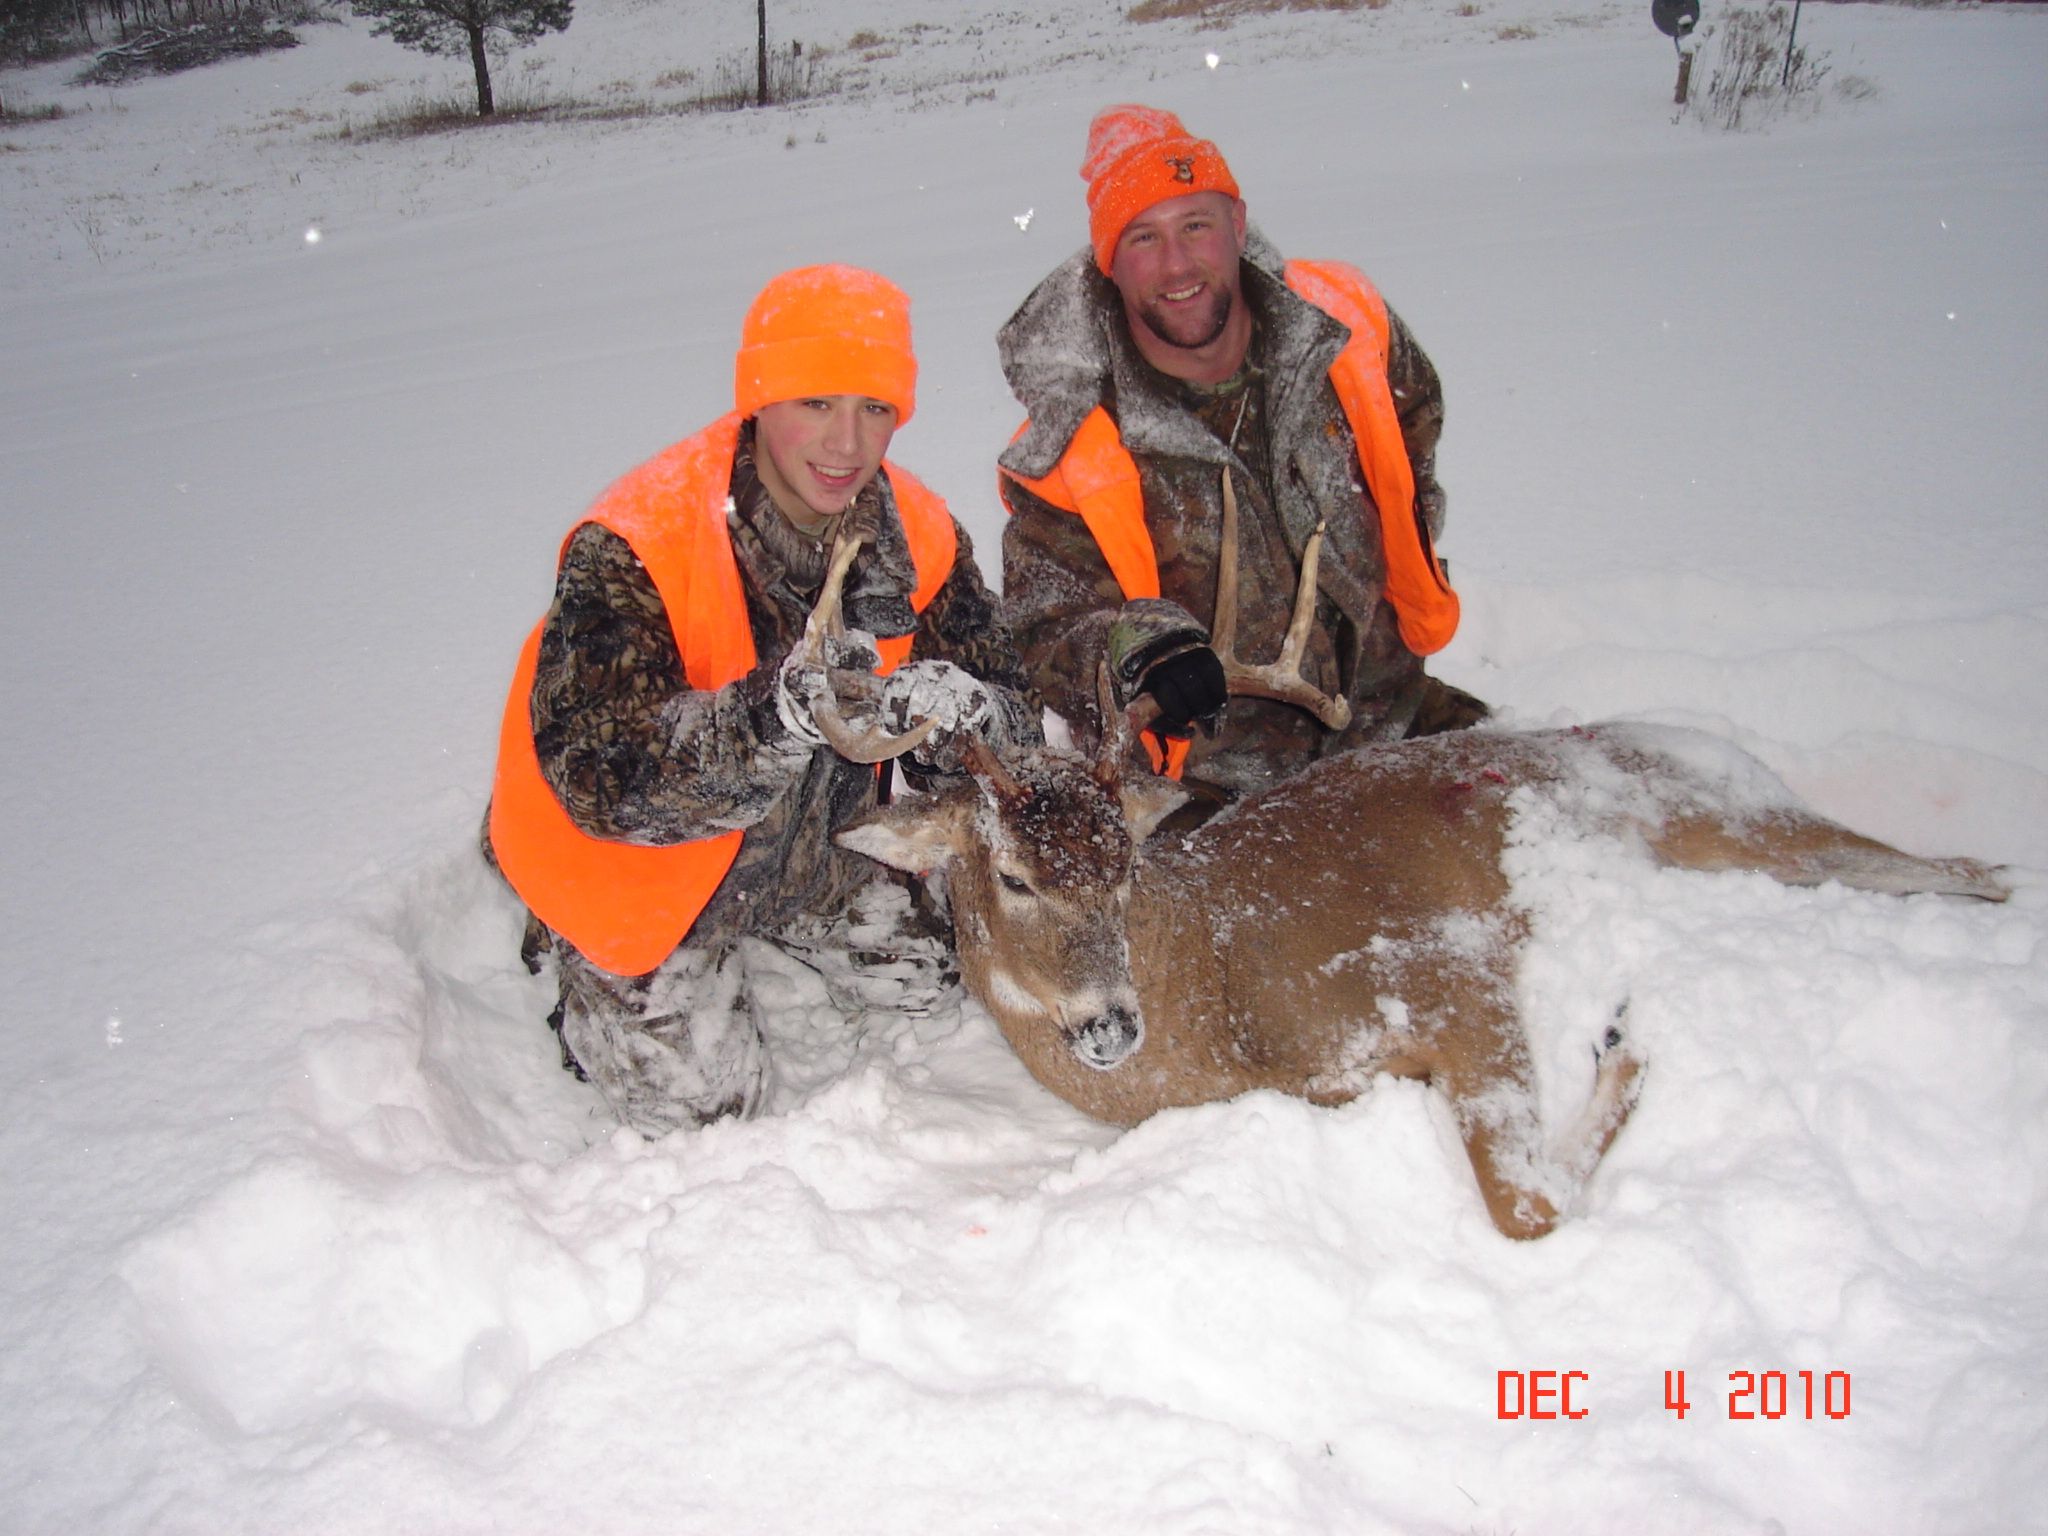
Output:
left=348, top=0, right=572, bottom=118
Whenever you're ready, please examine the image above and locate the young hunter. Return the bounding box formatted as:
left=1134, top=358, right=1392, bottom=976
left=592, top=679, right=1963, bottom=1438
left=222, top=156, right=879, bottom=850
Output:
left=486, top=265, right=1036, bottom=1136
left=998, top=104, right=1488, bottom=825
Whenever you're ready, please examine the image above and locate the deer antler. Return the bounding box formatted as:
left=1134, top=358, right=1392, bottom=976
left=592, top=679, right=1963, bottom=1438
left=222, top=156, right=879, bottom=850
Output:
left=962, top=735, right=1032, bottom=805
left=1093, top=660, right=1131, bottom=789
left=1209, top=469, right=1353, bottom=732
left=796, top=525, right=941, bottom=764
left=1124, top=471, right=1354, bottom=739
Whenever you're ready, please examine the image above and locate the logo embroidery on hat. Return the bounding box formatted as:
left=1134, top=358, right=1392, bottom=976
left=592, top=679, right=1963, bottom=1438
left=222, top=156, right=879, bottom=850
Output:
left=1165, top=155, right=1195, bottom=183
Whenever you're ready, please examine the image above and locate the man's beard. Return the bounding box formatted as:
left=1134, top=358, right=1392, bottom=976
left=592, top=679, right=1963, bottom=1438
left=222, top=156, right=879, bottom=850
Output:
left=1134, top=286, right=1235, bottom=353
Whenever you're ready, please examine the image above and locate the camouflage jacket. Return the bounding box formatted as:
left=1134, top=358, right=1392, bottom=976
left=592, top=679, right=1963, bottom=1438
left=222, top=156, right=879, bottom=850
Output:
left=997, top=232, right=1451, bottom=804
left=490, top=426, right=1037, bottom=962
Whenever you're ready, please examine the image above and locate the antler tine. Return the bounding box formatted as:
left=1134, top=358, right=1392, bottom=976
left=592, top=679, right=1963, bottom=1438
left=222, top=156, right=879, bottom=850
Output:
left=799, top=525, right=941, bottom=764
left=1210, top=469, right=1353, bottom=732
left=962, top=734, right=1032, bottom=804
left=1095, top=660, right=1134, bottom=788
left=798, top=524, right=863, bottom=657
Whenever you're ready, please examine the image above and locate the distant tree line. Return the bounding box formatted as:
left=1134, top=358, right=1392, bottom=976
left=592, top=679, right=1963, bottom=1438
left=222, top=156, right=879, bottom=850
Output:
left=7, top=0, right=803, bottom=122
left=3, top=0, right=306, bottom=63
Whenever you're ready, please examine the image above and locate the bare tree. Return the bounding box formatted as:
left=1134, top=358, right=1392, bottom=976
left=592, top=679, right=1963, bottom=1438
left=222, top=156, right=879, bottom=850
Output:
left=349, top=0, right=572, bottom=117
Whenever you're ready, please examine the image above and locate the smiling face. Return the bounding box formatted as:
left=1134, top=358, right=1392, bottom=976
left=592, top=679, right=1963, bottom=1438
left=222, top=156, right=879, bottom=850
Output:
left=751, top=394, right=899, bottom=528
left=1108, top=189, right=1252, bottom=385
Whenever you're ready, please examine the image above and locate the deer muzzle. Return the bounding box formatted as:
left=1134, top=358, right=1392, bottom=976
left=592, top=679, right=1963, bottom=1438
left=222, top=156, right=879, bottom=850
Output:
left=1066, top=1005, right=1144, bottom=1071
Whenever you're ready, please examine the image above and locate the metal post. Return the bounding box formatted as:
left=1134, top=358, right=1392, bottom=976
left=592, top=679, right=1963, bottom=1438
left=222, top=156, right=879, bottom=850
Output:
left=1782, top=0, right=1803, bottom=88
left=1653, top=0, right=1701, bottom=104
left=757, top=0, right=768, bottom=107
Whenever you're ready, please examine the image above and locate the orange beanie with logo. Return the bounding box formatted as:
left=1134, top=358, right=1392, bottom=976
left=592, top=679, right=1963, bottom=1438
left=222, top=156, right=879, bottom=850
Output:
left=733, top=264, right=918, bottom=424
left=1081, top=104, right=1240, bottom=275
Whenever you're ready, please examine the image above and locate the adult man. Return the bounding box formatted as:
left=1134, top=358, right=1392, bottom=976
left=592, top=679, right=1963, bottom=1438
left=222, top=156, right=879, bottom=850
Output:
left=487, top=265, right=1035, bottom=1137
left=999, top=105, right=1486, bottom=820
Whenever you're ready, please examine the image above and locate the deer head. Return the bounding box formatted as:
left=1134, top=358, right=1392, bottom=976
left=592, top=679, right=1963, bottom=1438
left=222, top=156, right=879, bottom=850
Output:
left=838, top=731, right=1185, bottom=1073
left=844, top=467, right=1350, bottom=1072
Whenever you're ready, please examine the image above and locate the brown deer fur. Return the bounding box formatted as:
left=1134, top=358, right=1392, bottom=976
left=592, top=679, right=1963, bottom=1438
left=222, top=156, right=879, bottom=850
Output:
left=839, top=722, right=2008, bottom=1240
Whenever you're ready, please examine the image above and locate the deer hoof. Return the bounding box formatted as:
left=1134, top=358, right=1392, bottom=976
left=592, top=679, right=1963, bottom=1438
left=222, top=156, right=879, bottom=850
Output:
left=1067, top=1007, right=1143, bottom=1071
left=1595, top=1002, right=1630, bottom=1060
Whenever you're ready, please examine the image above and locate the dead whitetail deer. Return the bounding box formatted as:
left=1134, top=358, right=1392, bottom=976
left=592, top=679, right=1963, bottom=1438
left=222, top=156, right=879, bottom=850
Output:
left=839, top=474, right=2011, bottom=1239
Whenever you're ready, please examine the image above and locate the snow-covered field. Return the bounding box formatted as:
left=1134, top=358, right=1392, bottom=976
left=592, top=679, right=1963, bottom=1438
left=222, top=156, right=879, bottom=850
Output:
left=3, top=1, right=2045, bottom=1530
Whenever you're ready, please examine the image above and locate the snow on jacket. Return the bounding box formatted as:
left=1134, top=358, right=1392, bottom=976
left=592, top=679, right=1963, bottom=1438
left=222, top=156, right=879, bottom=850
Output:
left=997, top=231, right=1453, bottom=802
left=485, top=421, right=1037, bottom=975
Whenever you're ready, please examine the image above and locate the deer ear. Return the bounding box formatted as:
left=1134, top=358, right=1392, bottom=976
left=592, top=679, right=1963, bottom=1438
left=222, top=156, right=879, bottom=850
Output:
left=836, top=796, right=968, bottom=875
left=1120, top=776, right=1188, bottom=845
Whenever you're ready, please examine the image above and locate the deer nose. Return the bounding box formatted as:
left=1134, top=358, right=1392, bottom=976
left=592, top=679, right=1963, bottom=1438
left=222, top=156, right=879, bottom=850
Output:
left=1069, top=1006, right=1143, bottom=1071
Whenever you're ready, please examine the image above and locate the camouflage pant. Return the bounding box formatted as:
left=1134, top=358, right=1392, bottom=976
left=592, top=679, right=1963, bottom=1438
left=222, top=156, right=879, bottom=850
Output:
left=553, top=941, right=771, bottom=1137
left=545, top=877, right=958, bottom=1138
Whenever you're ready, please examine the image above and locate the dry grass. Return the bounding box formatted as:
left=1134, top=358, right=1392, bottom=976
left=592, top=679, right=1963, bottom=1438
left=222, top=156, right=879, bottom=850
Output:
left=847, top=31, right=899, bottom=62
left=332, top=41, right=831, bottom=139
left=1695, top=3, right=1834, bottom=130
left=1129, top=0, right=1386, bottom=22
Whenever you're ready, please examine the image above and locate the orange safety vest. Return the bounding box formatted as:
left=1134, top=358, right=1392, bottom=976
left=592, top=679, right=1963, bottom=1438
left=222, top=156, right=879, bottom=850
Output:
left=1000, top=261, right=1461, bottom=775
left=489, top=411, right=957, bottom=977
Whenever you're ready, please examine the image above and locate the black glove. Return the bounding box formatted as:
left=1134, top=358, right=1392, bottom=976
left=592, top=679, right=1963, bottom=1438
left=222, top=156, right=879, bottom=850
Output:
left=1139, top=646, right=1228, bottom=737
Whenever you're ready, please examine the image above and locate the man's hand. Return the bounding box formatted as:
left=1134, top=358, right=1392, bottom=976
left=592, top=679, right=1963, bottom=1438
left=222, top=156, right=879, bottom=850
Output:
left=1106, top=598, right=1227, bottom=738
left=1136, top=646, right=1227, bottom=737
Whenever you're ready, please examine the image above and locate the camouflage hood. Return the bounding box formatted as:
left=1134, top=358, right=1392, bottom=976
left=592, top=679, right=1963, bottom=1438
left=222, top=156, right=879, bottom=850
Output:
left=998, top=229, right=1339, bottom=480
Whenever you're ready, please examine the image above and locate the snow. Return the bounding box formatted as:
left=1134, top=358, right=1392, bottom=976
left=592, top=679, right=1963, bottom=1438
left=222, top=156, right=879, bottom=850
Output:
left=3, top=0, right=2046, bottom=1530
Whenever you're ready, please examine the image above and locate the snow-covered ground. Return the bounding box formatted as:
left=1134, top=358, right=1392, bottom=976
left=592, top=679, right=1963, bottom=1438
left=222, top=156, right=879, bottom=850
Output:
left=3, top=1, right=2045, bottom=1530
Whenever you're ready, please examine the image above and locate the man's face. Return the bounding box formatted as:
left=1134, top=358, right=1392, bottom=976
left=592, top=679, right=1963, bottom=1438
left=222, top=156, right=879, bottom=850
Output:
left=1108, top=190, right=1251, bottom=377
left=752, top=395, right=899, bottom=526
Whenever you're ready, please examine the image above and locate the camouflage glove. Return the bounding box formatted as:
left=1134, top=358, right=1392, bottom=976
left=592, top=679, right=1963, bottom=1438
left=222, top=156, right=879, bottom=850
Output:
left=774, top=628, right=881, bottom=750
left=876, top=659, right=995, bottom=772
left=1107, top=599, right=1226, bottom=738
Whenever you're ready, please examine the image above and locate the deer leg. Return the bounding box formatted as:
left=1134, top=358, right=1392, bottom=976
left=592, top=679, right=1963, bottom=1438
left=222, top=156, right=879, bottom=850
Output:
left=1551, top=1018, right=1646, bottom=1194
left=1437, top=1013, right=1643, bottom=1241
left=1647, top=810, right=2009, bottom=902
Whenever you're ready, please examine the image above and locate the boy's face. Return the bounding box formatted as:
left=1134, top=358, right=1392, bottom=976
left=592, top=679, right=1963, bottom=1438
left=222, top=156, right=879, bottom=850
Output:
left=752, top=395, right=899, bottom=527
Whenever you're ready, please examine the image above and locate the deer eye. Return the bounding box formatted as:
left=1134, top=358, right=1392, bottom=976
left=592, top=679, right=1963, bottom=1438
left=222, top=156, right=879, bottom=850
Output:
left=998, top=872, right=1033, bottom=897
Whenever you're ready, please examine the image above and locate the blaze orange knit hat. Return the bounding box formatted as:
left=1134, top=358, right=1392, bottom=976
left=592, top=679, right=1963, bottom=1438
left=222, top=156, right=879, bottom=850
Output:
left=733, top=264, right=917, bottom=424
left=1081, top=104, right=1240, bottom=275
